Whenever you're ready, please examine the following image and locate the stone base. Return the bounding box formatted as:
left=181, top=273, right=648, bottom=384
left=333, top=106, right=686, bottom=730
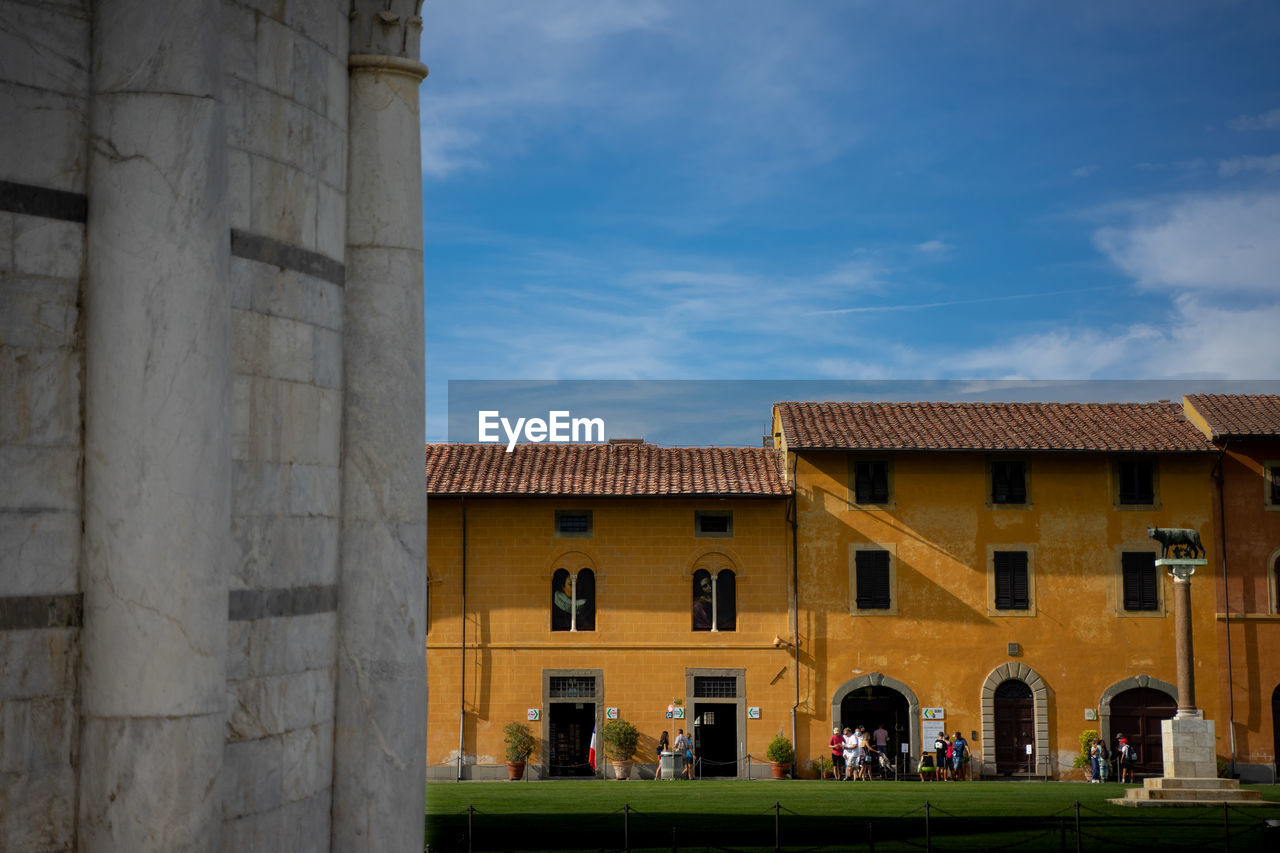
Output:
left=1162, top=712, right=1217, bottom=779
left=1110, top=777, right=1268, bottom=807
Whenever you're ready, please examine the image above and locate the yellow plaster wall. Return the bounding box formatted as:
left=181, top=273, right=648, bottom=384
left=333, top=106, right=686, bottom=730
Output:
left=426, top=496, right=796, bottom=774
left=792, top=448, right=1221, bottom=774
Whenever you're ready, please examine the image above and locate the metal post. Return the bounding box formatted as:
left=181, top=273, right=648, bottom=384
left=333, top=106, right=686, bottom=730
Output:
left=1223, top=802, right=1230, bottom=853
left=624, top=804, right=630, bottom=853
left=1074, top=800, right=1082, bottom=853
left=467, top=805, right=474, bottom=853
left=925, top=801, right=931, bottom=853
left=867, top=821, right=875, bottom=851
left=774, top=801, right=781, bottom=852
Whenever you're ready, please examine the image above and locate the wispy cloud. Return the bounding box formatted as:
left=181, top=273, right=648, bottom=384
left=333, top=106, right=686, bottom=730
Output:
left=1219, top=154, right=1280, bottom=176
left=915, top=239, right=953, bottom=255
left=1092, top=190, right=1280, bottom=295
left=1228, top=108, right=1280, bottom=132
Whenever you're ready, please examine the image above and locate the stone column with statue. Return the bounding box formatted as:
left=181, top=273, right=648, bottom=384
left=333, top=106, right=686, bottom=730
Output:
left=1113, top=527, right=1262, bottom=805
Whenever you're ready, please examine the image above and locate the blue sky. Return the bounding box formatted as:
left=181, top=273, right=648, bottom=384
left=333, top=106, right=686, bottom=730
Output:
left=419, top=2, right=1280, bottom=442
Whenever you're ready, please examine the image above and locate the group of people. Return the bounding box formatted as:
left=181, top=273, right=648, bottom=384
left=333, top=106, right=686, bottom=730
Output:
left=918, top=731, right=970, bottom=781
left=654, top=729, right=695, bottom=780
left=1089, top=733, right=1138, bottom=783
left=828, top=724, right=891, bottom=780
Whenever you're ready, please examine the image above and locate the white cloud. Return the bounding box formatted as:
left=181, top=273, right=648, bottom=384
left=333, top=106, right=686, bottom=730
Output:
left=915, top=239, right=953, bottom=255
left=1228, top=108, right=1280, bottom=132
left=1219, top=154, right=1280, bottom=176
left=1092, top=191, right=1280, bottom=294
left=946, top=297, right=1280, bottom=380
left=1071, top=165, right=1098, bottom=178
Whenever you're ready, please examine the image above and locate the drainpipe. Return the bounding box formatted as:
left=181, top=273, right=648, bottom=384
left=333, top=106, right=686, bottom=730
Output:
left=789, top=453, right=800, bottom=778
left=1213, top=443, right=1238, bottom=776
left=458, top=497, right=468, bottom=781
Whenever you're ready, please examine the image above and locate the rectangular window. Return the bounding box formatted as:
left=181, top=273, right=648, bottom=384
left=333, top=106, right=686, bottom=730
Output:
left=994, top=551, right=1029, bottom=610
left=695, top=510, right=733, bottom=537
left=1117, top=458, right=1156, bottom=505
left=693, top=676, right=737, bottom=698
left=991, top=460, right=1027, bottom=505
left=555, top=509, right=593, bottom=537
left=549, top=676, right=597, bottom=698
left=854, top=550, right=891, bottom=610
left=1122, top=552, right=1159, bottom=611
left=1267, top=464, right=1280, bottom=507
left=853, top=460, right=890, bottom=504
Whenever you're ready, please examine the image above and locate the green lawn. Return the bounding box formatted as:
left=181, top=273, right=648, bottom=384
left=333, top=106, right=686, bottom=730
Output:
left=425, top=780, right=1280, bottom=852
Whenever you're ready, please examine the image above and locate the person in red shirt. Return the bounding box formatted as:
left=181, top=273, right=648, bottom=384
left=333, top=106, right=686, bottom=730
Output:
left=828, top=726, right=844, bottom=780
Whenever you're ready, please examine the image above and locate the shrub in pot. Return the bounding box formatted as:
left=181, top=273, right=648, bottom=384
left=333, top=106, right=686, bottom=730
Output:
left=504, top=721, right=536, bottom=780
left=766, top=734, right=794, bottom=778
left=601, top=718, right=641, bottom=779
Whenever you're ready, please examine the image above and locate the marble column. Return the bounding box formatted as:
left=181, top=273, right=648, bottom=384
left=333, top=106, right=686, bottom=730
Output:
left=80, top=0, right=230, bottom=849
left=1172, top=567, right=1196, bottom=714
left=332, top=4, right=428, bottom=850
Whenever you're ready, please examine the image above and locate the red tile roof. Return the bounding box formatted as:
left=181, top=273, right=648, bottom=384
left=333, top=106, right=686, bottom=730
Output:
left=1184, top=394, right=1280, bottom=439
left=425, top=443, right=790, bottom=496
left=775, top=401, right=1211, bottom=452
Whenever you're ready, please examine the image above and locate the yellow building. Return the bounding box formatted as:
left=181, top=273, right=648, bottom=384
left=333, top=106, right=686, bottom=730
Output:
left=773, top=401, right=1220, bottom=778
left=1183, top=394, right=1280, bottom=782
left=425, top=441, right=793, bottom=779
left=425, top=399, right=1260, bottom=780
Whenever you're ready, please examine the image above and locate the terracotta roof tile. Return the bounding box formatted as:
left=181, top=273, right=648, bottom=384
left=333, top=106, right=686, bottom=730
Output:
left=425, top=443, right=790, bottom=496
left=775, top=401, right=1211, bottom=452
left=1184, top=394, right=1280, bottom=439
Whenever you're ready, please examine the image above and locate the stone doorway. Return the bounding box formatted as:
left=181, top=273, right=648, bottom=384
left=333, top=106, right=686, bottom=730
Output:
left=993, top=679, right=1035, bottom=774
left=1109, top=686, right=1176, bottom=777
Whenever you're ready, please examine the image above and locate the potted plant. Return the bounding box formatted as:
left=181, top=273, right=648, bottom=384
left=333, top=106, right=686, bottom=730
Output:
left=766, top=734, right=794, bottom=779
left=503, top=721, right=536, bottom=781
left=601, top=717, right=641, bottom=780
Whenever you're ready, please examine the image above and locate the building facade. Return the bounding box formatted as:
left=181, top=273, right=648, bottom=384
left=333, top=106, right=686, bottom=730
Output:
left=1184, top=393, right=1280, bottom=782
left=427, top=398, right=1280, bottom=782
left=425, top=442, right=793, bottom=779
left=774, top=401, right=1220, bottom=779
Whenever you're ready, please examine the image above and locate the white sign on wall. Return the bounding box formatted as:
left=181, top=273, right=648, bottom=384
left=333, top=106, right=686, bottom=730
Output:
left=606, top=707, right=619, bottom=719
left=747, top=707, right=761, bottom=719
left=527, top=708, right=540, bottom=721
left=922, top=707, right=945, bottom=720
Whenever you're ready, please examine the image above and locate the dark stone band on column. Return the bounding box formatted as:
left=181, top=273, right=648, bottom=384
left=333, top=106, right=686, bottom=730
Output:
left=231, top=229, right=345, bottom=286
left=0, top=179, right=88, bottom=222
left=0, top=593, right=83, bottom=630
left=228, top=584, right=339, bottom=621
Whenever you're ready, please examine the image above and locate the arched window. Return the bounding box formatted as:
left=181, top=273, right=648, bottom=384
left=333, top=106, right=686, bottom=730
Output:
left=552, top=568, right=595, bottom=632
left=692, top=568, right=735, bottom=632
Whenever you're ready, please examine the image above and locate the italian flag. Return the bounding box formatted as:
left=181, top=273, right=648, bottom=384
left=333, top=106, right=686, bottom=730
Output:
left=588, top=727, right=599, bottom=771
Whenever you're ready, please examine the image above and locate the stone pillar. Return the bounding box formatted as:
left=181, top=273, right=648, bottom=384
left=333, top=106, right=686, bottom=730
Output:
left=1172, top=569, right=1196, bottom=714
left=332, top=4, right=428, bottom=850
left=80, top=0, right=230, bottom=849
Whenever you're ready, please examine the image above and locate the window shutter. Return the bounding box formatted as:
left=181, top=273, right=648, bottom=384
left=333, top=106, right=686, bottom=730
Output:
left=994, top=551, right=1029, bottom=610
left=1122, top=552, right=1157, bottom=611
left=715, top=570, right=736, bottom=631
left=855, top=550, right=891, bottom=609
left=854, top=461, right=889, bottom=503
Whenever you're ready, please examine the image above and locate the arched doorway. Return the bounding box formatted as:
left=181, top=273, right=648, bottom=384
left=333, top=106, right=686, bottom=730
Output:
left=1110, top=687, right=1176, bottom=776
left=830, top=673, right=920, bottom=771
left=993, top=679, right=1035, bottom=774
left=839, top=685, right=910, bottom=772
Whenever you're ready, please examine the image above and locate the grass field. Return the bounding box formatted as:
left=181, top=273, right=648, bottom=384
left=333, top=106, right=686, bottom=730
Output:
left=424, top=779, right=1280, bottom=852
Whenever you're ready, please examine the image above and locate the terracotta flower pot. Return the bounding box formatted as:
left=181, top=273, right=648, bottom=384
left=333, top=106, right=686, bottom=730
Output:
left=610, top=760, right=634, bottom=780
left=770, top=761, right=791, bottom=779
left=506, top=761, right=526, bottom=781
